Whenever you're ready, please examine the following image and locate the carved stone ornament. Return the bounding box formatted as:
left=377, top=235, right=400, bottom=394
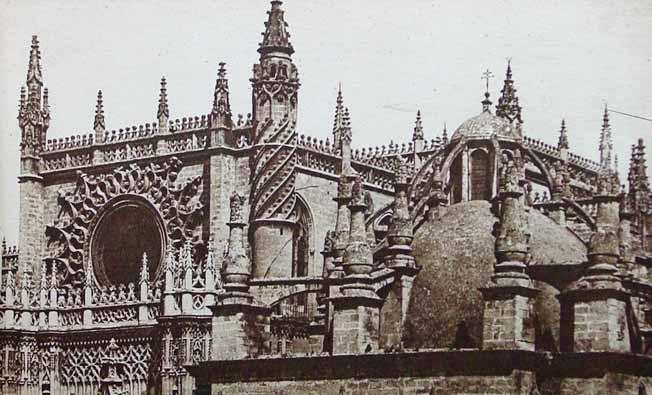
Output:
left=45, top=156, right=204, bottom=287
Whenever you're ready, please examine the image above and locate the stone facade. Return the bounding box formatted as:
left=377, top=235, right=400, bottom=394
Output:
left=1, top=1, right=652, bottom=394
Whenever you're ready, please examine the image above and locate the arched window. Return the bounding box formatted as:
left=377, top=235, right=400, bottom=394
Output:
left=292, top=197, right=313, bottom=277
left=450, top=154, right=463, bottom=203
left=470, top=149, right=491, bottom=201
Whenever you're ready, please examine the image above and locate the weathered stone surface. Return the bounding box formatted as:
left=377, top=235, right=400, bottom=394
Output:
left=407, top=200, right=587, bottom=349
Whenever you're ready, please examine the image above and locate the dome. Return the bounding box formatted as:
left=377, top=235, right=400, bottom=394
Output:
left=450, top=109, right=519, bottom=142
left=404, top=200, right=587, bottom=350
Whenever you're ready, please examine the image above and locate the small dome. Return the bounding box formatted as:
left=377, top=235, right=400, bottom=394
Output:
left=450, top=110, right=519, bottom=142
left=404, top=200, right=586, bottom=350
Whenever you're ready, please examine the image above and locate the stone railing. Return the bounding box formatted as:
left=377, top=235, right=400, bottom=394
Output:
left=0, top=244, right=223, bottom=331
left=523, top=136, right=600, bottom=173
left=41, top=127, right=210, bottom=172
left=296, top=142, right=396, bottom=191
left=45, top=133, right=95, bottom=151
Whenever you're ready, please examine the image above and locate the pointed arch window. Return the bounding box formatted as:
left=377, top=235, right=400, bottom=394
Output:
left=470, top=149, right=491, bottom=201
left=292, top=197, right=313, bottom=277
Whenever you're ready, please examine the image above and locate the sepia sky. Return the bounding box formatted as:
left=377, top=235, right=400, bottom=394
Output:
left=1, top=0, right=651, bottom=244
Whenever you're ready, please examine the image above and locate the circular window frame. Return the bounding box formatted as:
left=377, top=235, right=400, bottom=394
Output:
left=88, top=194, right=167, bottom=287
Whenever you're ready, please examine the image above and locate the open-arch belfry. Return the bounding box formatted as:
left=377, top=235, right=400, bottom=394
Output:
left=2, top=2, right=652, bottom=394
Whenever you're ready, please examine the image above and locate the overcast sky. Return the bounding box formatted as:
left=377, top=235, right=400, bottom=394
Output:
left=1, top=0, right=651, bottom=244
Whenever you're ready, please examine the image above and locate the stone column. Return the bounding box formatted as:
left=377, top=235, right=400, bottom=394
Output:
left=331, top=174, right=355, bottom=279
left=427, top=156, right=448, bottom=220
left=330, top=176, right=382, bottom=354
left=480, top=154, right=538, bottom=351
left=210, top=192, right=271, bottom=360
left=379, top=158, right=420, bottom=350
left=559, top=175, right=632, bottom=353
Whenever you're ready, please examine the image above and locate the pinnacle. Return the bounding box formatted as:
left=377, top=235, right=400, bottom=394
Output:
left=94, top=90, right=105, bottom=131
left=158, top=76, right=169, bottom=119
left=495, top=60, right=522, bottom=123
left=558, top=119, right=569, bottom=149
left=258, top=0, right=294, bottom=55
left=332, top=86, right=347, bottom=140
left=413, top=110, right=424, bottom=141
left=27, top=35, right=43, bottom=86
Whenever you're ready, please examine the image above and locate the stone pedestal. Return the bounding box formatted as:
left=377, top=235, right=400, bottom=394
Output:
left=480, top=283, right=538, bottom=351
left=329, top=277, right=382, bottom=355
left=559, top=287, right=631, bottom=353
left=558, top=192, right=633, bottom=353
left=210, top=290, right=271, bottom=360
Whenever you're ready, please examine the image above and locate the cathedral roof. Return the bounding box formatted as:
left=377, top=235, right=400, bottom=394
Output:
left=450, top=104, right=519, bottom=142
left=405, top=200, right=586, bottom=349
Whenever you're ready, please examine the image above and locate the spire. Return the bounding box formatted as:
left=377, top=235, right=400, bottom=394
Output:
left=26, top=35, right=43, bottom=93
left=599, top=105, right=613, bottom=173
left=94, top=90, right=105, bottom=132
left=157, top=77, right=169, bottom=120
left=495, top=60, right=523, bottom=124
left=258, top=1, right=294, bottom=56
left=412, top=110, right=424, bottom=141
left=338, top=106, right=353, bottom=176
left=139, top=252, right=149, bottom=285
left=210, top=62, right=232, bottom=129
left=19, top=35, right=49, bottom=160
left=332, top=84, right=345, bottom=145
left=156, top=76, right=169, bottom=134
left=442, top=123, right=448, bottom=145
left=557, top=119, right=569, bottom=150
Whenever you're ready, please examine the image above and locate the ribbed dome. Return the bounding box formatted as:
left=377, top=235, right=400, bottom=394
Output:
left=450, top=110, right=519, bottom=142
left=404, top=200, right=587, bottom=350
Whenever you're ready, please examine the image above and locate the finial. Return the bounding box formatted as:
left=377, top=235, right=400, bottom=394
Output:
left=218, top=62, right=227, bottom=79
left=157, top=77, right=169, bottom=119
left=94, top=90, right=105, bottom=131
left=333, top=84, right=346, bottom=143
left=337, top=82, right=343, bottom=105
left=211, top=64, right=232, bottom=128
left=599, top=105, right=613, bottom=173
left=140, top=252, right=149, bottom=284
left=258, top=0, right=294, bottom=55
left=40, top=260, right=48, bottom=289
left=557, top=119, right=569, bottom=150
left=26, top=35, right=43, bottom=86
left=50, top=261, right=57, bottom=289
left=341, top=107, right=352, bottom=144
left=495, top=60, right=522, bottom=124
left=481, top=69, right=494, bottom=113
left=413, top=110, right=424, bottom=141
left=442, top=123, right=448, bottom=144
left=2, top=237, right=6, bottom=255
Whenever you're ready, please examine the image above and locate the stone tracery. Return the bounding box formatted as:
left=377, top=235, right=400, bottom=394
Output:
left=45, top=156, right=204, bottom=287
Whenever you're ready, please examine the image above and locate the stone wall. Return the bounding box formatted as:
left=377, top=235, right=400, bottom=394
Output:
left=188, top=350, right=652, bottom=395
left=210, top=374, right=534, bottom=395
